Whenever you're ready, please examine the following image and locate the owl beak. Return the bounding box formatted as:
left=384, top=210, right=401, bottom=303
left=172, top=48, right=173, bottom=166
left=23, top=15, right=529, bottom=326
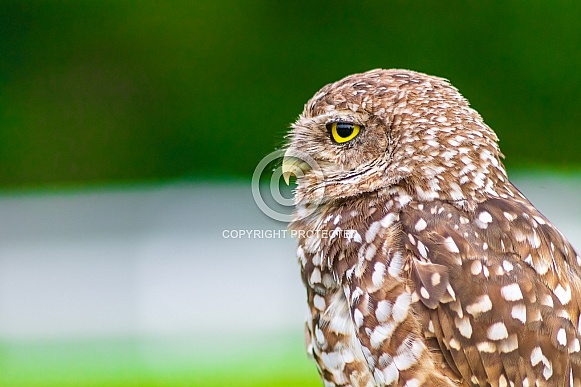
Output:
left=282, top=153, right=312, bottom=185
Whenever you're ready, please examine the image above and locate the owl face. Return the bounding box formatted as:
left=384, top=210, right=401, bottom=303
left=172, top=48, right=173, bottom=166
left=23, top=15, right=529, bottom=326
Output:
left=290, top=110, right=389, bottom=174
left=284, top=69, right=506, bottom=208
left=284, top=106, right=392, bottom=204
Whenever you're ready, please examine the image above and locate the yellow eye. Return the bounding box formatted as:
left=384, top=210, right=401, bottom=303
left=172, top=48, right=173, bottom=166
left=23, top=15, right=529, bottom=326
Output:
left=328, top=122, right=361, bottom=144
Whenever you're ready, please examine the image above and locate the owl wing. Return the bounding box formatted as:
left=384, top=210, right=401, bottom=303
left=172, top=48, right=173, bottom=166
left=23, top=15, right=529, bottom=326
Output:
left=400, top=196, right=581, bottom=386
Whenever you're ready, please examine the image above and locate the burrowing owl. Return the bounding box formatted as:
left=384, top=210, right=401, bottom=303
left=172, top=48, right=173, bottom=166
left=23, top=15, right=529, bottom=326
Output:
left=283, top=69, right=581, bottom=386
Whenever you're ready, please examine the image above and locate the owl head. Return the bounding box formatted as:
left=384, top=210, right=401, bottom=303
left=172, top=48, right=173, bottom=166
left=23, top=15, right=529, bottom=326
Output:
left=283, top=69, right=507, bottom=211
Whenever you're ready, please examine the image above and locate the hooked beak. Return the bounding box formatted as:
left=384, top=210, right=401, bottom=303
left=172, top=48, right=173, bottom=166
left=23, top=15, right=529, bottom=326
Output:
left=282, top=150, right=313, bottom=185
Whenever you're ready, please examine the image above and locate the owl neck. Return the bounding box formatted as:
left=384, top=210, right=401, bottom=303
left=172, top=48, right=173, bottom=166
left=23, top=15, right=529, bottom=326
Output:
left=290, top=172, right=520, bottom=283
left=398, top=160, right=514, bottom=212
left=290, top=189, right=405, bottom=280
left=291, top=159, right=517, bottom=243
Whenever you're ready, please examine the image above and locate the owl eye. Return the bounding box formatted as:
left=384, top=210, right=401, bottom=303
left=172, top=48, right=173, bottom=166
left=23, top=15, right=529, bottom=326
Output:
left=327, top=122, right=361, bottom=144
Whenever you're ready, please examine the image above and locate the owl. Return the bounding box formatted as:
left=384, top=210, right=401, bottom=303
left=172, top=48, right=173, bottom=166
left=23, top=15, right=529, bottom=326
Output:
left=282, top=69, right=581, bottom=387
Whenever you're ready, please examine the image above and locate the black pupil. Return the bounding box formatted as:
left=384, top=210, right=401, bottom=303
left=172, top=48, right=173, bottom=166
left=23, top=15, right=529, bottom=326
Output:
left=336, top=123, right=354, bottom=138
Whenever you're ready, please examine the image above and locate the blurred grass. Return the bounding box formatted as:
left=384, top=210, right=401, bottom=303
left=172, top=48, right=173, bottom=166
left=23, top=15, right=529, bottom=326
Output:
left=0, top=334, right=321, bottom=386
left=0, top=1, right=581, bottom=188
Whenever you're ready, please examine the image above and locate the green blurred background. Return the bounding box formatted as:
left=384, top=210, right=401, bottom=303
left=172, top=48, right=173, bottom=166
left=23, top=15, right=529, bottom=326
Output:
left=1, top=0, right=581, bottom=190
left=1, top=2, right=580, bottom=386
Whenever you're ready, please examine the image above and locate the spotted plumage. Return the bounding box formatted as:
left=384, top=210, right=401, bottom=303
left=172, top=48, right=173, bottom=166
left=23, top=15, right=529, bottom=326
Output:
left=283, top=69, right=581, bottom=386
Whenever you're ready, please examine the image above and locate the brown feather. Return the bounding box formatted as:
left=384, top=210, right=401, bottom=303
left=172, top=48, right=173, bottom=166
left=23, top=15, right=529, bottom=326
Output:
left=286, top=69, right=581, bottom=386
